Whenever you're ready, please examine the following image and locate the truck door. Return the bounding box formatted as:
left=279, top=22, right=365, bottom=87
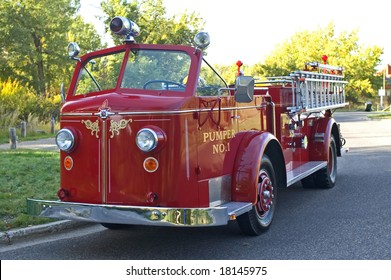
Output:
left=195, top=61, right=237, bottom=206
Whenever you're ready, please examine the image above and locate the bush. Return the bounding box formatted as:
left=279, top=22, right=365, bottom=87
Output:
left=0, top=78, right=62, bottom=122
left=0, top=78, right=61, bottom=143
left=0, top=106, right=20, bottom=128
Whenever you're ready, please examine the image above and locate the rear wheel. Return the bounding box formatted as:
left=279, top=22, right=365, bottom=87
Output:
left=302, top=135, right=337, bottom=189
left=237, top=155, right=277, bottom=235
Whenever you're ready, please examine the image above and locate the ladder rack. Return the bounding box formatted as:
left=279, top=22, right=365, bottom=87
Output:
left=255, top=65, right=348, bottom=114
left=289, top=70, right=348, bottom=113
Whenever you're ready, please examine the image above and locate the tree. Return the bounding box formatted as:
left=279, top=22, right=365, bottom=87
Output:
left=0, top=0, right=103, bottom=97
left=251, top=23, right=383, bottom=104
left=101, top=0, right=205, bottom=46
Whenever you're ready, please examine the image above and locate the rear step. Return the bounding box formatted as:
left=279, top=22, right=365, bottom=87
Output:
left=286, top=161, right=327, bottom=187
left=220, top=201, right=253, bottom=220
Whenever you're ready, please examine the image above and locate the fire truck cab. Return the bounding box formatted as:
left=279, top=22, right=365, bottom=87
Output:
left=27, top=17, right=347, bottom=235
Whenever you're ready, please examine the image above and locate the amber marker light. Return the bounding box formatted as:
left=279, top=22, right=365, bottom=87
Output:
left=64, top=156, right=74, bottom=171
left=143, top=157, right=159, bottom=173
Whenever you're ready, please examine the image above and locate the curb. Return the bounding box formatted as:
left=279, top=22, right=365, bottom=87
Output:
left=0, top=220, right=88, bottom=244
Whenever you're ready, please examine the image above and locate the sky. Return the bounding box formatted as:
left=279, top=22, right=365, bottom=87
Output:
left=80, top=0, right=391, bottom=68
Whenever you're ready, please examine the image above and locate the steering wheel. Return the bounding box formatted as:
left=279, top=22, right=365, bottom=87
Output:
left=143, top=80, right=186, bottom=90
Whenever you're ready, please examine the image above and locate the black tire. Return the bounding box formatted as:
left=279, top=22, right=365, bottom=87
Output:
left=302, top=135, right=337, bottom=189
left=237, top=155, right=277, bottom=236
left=301, top=173, right=316, bottom=188
left=100, top=223, right=132, bottom=230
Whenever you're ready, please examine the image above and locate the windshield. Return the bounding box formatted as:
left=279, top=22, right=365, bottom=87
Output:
left=75, top=51, right=125, bottom=95
left=121, top=49, right=191, bottom=92
left=73, top=49, right=192, bottom=96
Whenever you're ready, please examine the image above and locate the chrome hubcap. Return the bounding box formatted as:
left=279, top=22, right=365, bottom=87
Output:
left=256, top=170, right=274, bottom=216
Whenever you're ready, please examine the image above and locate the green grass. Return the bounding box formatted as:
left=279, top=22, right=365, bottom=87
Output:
left=0, top=150, right=60, bottom=231
left=367, top=113, right=391, bottom=119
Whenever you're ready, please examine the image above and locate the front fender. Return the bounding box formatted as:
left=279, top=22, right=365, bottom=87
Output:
left=231, top=131, right=282, bottom=204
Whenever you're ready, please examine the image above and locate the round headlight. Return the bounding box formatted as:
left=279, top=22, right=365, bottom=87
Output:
left=56, top=129, right=75, bottom=152
left=136, top=128, right=158, bottom=152
left=194, top=31, right=210, bottom=49
left=67, top=42, right=80, bottom=58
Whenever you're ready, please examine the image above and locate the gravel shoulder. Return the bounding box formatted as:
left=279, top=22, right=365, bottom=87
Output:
left=0, top=138, right=58, bottom=151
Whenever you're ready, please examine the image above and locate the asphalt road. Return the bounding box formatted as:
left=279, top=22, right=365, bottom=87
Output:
left=1, top=112, right=391, bottom=260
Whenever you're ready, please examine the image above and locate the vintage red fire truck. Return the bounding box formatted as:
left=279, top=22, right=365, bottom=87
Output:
left=27, top=17, right=347, bottom=235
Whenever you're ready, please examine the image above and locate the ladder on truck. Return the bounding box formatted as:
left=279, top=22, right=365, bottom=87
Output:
left=259, top=62, right=348, bottom=113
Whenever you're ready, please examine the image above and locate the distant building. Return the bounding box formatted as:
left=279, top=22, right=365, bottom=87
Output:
left=386, top=64, right=391, bottom=96
left=376, top=64, right=391, bottom=96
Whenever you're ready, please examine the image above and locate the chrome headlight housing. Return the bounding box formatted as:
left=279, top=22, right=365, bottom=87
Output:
left=136, top=128, right=158, bottom=152
left=67, top=42, right=80, bottom=58
left=56, top=129, right=75, bottom=152
left=194, top=31, right=210, bottom=50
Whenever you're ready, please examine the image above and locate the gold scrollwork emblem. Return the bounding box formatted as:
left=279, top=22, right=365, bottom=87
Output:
left=109, top=119, right=132, bottom=138
left=82, top=120, right=100, bottom=138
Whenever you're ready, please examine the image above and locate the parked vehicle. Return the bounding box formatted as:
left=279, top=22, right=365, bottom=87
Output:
left=28, top=17, right=347, bottom=235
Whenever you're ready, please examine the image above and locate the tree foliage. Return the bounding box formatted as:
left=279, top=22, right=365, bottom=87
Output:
left=0, top=0, right=103, bottom=97
left=208, top=64, right=240, bottom=86
left=251, top=23, right=383, bottom=104
left=101, top=0, right=205, bottom=45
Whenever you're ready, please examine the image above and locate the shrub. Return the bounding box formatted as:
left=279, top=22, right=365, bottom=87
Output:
left=0, top=78, right=61, bottom=122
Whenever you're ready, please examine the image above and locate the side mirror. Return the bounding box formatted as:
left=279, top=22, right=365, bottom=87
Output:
left=89, top=60, right=96, bottom=71
left=235, top=76, right=254, bottom=103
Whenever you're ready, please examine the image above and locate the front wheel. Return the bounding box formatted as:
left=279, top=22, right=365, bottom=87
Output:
left=237, top=155, right=277, bottom=236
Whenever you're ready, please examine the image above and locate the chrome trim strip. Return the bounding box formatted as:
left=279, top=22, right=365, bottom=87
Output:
left=133, top=119, right=171, bottom=122
left=61, top=120, right=83, bottom=123
left=108, top=138, right=111, bottom=194
left=118, top=106, right=264, bottom=116
left=26, top=199, right=252, bottom=227
left=60, top=105, right=265, bottom=117
left=119, top=110, right=195, bottom=115
left=101, top=120, right=107, bottom=203
left=314, top=132, right=325, bottom=143
left=185, top=118, right=190, bottom=180
left=98, top=139, right=101, bottom=193
left=61, top=113, right=94, bottom=116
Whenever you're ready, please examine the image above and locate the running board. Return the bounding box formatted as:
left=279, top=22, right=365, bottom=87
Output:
left=286, top=161, right=327, bottom=187
left=220, top=201, right=253, bottom=219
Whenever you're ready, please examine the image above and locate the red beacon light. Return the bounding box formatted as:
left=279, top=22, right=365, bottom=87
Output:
left=322, top=55, right=328, bottom=73
left=322, top=55, right=328, bottom=64
left=236, top=60, right=243, bottom=76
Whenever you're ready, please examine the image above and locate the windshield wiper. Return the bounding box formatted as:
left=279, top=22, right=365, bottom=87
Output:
left=83, top=62, right=101, bottom=91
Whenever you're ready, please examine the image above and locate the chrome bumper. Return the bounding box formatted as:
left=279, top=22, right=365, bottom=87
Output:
left=27, top=199, right=252, bottom=227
